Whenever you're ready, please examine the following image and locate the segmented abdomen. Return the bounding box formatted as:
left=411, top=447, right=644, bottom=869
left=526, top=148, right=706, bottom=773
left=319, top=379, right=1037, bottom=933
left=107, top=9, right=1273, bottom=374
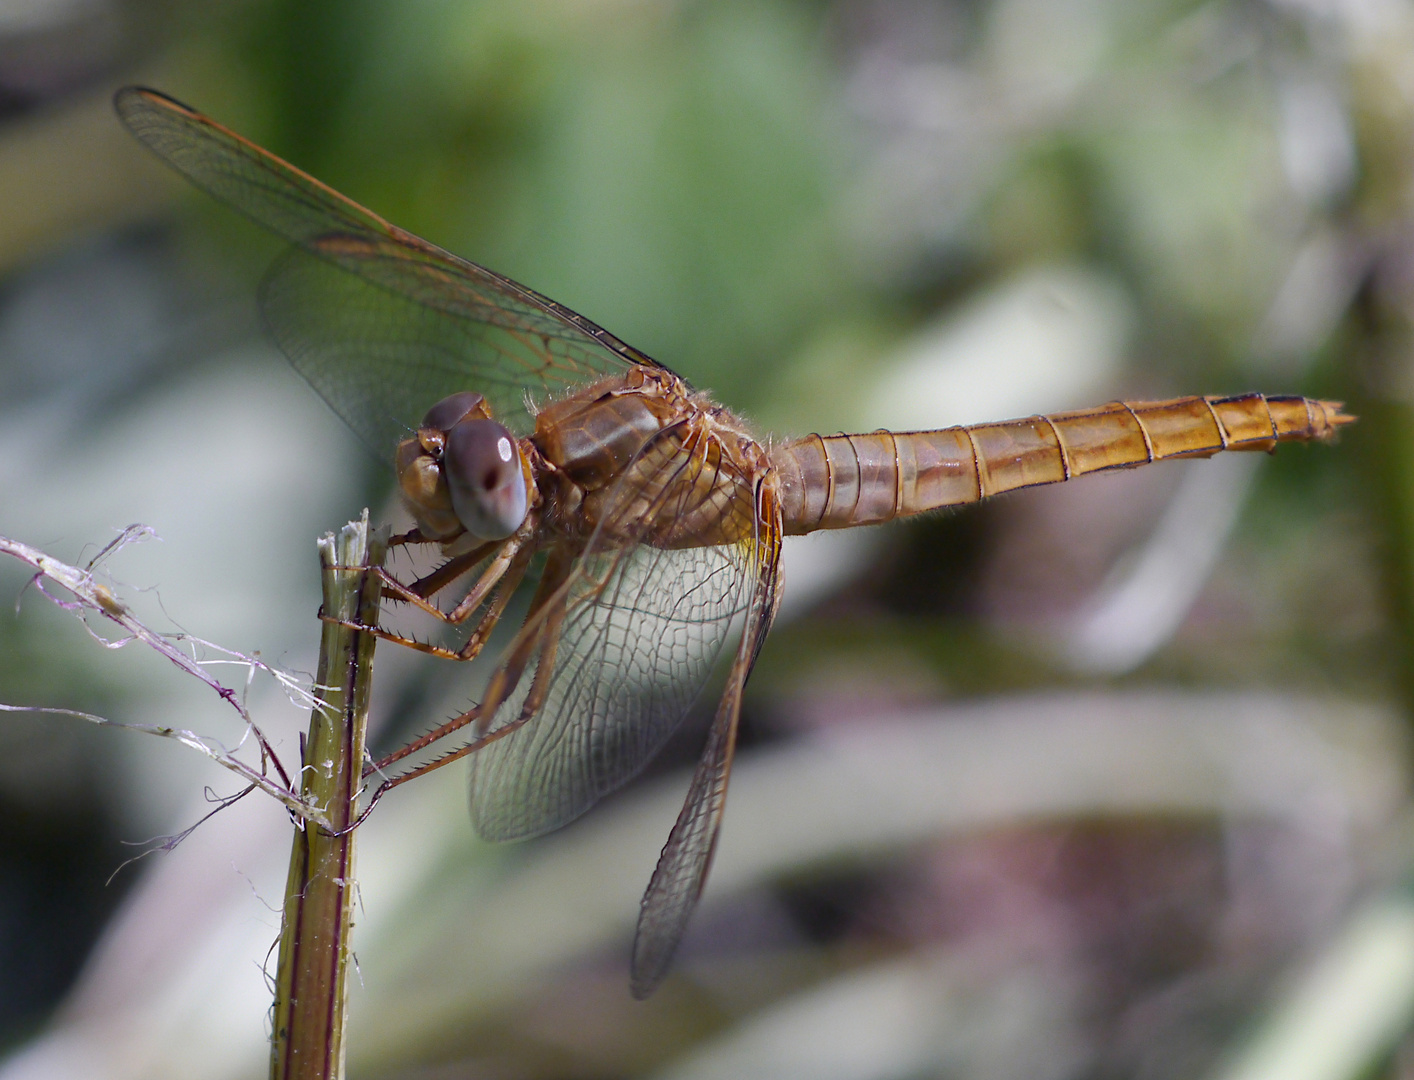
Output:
left=771, top=394, right=1352, bottom=536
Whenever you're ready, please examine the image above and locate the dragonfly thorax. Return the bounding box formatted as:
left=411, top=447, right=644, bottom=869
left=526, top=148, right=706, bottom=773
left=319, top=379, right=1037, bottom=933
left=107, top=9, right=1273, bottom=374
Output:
left=532, top=366, right=769, bottom=549
left=531, top=368, right=688, bottom=492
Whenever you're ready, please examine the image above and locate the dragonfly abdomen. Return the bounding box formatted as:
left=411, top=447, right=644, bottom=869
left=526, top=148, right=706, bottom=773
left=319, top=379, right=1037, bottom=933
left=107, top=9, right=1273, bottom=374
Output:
left=773, top=394, right=1352, bottom=535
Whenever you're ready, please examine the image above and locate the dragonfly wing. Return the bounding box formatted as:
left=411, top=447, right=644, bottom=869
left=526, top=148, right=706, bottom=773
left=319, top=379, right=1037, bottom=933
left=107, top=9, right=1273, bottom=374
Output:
left=468, top=541, right=754, bottom=841
left=116, top=86, right=661, bottom=441
left=467, top=431, right=761, bottom=841
left=630, top=481, right=783, bottom=998
left=259, top=245, right=629, bottom=450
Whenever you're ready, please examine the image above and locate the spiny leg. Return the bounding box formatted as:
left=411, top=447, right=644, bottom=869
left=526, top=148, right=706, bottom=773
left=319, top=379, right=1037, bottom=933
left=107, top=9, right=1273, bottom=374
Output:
left=322, top=524, right=534, bottom=658
left=368, top=546, right=575, bottom=774
left=374, top=528, right=527, bottom=625
left=397, top=541, right=497, bottom=601
left=336, top=576, right=573, bottom=834
left=443, top=534, right=532, bottom=624
left=450, top=545, right=532, bottom=661
left=337, top=546, right=532, bottom=662
left=356, top=580, right=573, bottom=820
left=495, top=562, right=569, bottom=730
left=325, top=544, right=492, bottom=624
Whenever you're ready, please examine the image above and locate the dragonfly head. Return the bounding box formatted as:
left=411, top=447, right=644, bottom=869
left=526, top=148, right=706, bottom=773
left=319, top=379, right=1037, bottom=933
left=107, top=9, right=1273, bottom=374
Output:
left=396, top=392, right=530, bottom=543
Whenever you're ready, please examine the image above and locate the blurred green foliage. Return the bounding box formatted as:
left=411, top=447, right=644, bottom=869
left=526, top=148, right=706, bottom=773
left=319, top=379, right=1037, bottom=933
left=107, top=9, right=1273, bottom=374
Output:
left=173, top=0, right=850, bottom=408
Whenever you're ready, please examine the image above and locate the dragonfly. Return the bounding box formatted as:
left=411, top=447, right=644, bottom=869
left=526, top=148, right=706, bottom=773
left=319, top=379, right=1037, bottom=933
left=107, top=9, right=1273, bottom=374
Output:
left=115, top=85, right=1353, bottom=998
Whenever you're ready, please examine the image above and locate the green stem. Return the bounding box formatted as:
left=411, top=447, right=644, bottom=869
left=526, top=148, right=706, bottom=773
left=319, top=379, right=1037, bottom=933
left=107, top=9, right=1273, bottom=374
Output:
left=271, top=512, right=384, bottom=1080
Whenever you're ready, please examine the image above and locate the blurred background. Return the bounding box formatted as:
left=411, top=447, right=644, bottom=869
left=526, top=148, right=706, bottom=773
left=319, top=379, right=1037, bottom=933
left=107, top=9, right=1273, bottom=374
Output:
left=1, top=0, right=1413, bottom=1077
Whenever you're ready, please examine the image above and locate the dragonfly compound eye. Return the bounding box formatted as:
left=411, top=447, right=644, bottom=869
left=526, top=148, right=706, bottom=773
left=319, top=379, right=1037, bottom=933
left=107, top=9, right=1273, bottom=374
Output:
left=421, top=391, right=488, bottom=433
left=444, top=419, right=528, bottom=540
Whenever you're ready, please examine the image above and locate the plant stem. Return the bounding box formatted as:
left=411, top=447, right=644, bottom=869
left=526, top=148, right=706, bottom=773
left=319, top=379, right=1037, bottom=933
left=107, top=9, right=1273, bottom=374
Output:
left=271, top=512, right=384, bottom=1080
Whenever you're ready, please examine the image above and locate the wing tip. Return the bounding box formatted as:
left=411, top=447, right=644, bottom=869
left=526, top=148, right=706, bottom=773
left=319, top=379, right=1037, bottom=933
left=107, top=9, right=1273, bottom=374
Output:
left=113, top=84, right=193, bottom=122
left=629, top=932, right=675, bottom=1000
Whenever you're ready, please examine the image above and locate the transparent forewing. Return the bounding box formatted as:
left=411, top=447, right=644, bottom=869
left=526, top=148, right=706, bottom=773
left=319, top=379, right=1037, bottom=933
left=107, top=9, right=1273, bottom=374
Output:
left=115, top=86, right=660, bottom=441
left=260, top=246, right=626, bottom=450
left=631, top=482, right=783, bottom=997
left=467, top=429, right=760, bottom=842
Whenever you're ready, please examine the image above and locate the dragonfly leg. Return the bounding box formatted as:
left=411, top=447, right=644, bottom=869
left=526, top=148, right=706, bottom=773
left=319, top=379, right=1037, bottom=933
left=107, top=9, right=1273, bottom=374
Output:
left=362, top=567, right=476, bottom=624
left=316, top=619, right=476, bottom=661
left=362, top=591, right=569, bottom=802
left=400, top=542, right=498, bottom=600
left=324, top=552, right=487, bottom=622
left=319, top=524, right=535, bottom=657
left=442, top=532, right=532, bottom=624
left=388, top=528, right=432, bottom=548
left=368, top=546, right=574, bottom=775
left=495, top=563, right=568, bottom=721
left=450, top=545, right=531, bottom=661
left=319, top=549, right=528, bottom=663
left=374, top=534, right=522, bottom=624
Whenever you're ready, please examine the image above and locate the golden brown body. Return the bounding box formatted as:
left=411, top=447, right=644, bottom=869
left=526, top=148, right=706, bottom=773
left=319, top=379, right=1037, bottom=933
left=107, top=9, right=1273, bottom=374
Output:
left=460, top=376, right=1352, bottom=556
left=531, top=367, right=765, bottom=548
left=385, top=377, right=1351, bottom=1001
left=772, top=393, right=1351, bottom=534
left=116, top=83, right=1357, bottom=1001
